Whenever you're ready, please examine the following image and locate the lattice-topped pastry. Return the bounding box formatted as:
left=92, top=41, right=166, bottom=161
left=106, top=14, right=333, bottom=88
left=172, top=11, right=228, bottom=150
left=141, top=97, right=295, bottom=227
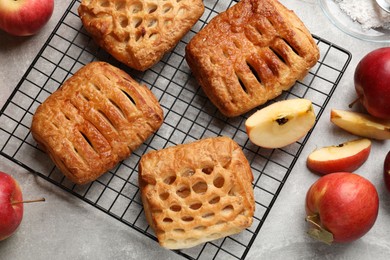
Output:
left=31, top=61, right=163, bottom=185
left=185, top=0, right=320, bottom=117
left=139, top=136, right=255, bottom=249
left=78, top=0, right=205, bottom=71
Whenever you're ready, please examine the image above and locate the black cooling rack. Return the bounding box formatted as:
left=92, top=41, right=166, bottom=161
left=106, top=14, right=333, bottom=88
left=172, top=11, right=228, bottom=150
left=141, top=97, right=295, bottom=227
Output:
left=0, top=0, right=351, bottom=259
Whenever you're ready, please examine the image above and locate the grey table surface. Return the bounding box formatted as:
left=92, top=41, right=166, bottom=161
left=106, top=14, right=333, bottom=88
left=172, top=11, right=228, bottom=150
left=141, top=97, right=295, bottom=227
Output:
left=1, top=0, right=390, bottom=259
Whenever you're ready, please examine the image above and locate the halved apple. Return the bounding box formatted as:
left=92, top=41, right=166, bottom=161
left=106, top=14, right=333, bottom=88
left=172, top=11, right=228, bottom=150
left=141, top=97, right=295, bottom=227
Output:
left=307, top=138, right=371, bottom=175
left=331, top=109, right=390, bottom=140
left=245, top=98, right=316, bottom=148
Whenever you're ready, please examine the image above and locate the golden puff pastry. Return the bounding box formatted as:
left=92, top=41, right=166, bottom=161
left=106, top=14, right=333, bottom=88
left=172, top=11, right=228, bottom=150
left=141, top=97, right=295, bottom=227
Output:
left=139, top=136, right=255, bottom=249
left=185, top=0, right=320, bottom=117
left=78, top=0, right=205, bottom=71
left=31, top=61, right=163, bottom=185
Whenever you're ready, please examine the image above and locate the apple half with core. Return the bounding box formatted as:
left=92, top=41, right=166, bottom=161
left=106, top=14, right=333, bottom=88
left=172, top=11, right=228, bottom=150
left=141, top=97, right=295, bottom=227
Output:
left=353, top=47, right=390, bottom=119
left=307, top=138, right=371, bottom=175
left=0, top=171, right=45, bottom=241
left=305, top=172, right=379, bottom=244
left=245, top=98, right=316, bottom=149
left=331, top=109, right=390, bottom=140
left=0, top=0, right=54, bottom=36
left=384, top=151, right=390, bottom=192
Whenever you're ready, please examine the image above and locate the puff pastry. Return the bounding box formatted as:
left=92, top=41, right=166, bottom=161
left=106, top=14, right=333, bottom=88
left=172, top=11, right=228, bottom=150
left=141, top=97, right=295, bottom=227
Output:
left=78, top=0, right=205, bottom=71
left=185, top=0, right=320, bottom=117
left=139, top=136, right=255, bottom=249
left=31, top=61, right=163, bottom=185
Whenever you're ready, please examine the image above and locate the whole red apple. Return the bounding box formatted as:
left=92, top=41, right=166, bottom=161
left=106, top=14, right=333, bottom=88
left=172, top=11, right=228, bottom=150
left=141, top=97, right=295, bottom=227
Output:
left=305, top=172, right=379, bottom=244
left=384, top=151, right=390, bottom=192
left=0, top=171, right=24, bottom=241
left=353, top=47, right=390, bottom=119
left=0, top=0, right=54, bottom=36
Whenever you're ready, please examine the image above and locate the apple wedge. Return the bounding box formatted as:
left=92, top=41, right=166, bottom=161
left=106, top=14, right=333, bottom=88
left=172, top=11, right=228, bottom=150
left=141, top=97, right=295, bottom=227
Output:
left=307, top=138, right=371, bottom=175
left=331, top=109, right=390, bottom=140
left=245, top=98, right=316, bottom=148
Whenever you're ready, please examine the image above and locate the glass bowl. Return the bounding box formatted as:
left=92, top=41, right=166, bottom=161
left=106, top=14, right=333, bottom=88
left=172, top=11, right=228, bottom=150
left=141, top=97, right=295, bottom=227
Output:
left=319, top=0, right=390, bottom=43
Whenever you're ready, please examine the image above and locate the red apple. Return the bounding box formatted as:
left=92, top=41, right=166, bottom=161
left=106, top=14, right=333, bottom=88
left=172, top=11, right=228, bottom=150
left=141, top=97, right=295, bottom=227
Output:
left=0, top=171, right=45, bottom=241
left=305, top=172, right=379, bottom=244
left=0, top=0, right=54, bottom=36
left=353, top=47, right=390, bottom=119
left=384, top=151, right=390, bottom=192
left=0, top=171, right=24, bottom=241
left=307, top=138, right=371, bottom=175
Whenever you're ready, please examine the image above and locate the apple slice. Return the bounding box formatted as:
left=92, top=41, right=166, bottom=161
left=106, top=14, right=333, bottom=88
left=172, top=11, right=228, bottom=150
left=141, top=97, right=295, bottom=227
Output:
left=307, top=138, right=371, bottom=175
left=245, top=98, right=316, bottom=148
left=331, top=109, right=390, bottom=140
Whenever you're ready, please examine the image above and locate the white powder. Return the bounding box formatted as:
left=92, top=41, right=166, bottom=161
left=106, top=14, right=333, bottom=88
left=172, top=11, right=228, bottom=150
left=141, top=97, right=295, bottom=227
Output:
left=335, top=0, right=390, bottom=30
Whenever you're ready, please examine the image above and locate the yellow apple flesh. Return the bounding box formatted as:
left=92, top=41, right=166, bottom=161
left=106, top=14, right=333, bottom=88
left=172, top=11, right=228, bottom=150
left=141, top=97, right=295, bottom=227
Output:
left=331, top=109, right=390, bottom=140
left=307, top=138, right=371, bottom=175
left=245, top=99, right=316, bottom=148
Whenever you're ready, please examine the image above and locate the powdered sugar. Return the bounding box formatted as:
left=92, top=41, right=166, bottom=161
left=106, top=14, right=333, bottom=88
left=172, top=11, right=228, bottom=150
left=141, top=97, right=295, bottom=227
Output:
left=335, top=0, right=390, bottom=30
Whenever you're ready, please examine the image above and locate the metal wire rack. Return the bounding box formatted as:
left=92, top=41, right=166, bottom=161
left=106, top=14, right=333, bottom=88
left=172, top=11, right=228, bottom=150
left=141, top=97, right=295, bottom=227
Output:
left=0, top=0, right=351, bottom=259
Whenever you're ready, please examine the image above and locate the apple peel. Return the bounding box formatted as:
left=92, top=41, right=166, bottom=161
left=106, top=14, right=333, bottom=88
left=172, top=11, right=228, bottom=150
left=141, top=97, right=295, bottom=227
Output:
left=384, top=151, right=390, bottom=192
left=0, top=171, right=46, bottom=241
left=353, top=47, right=390, bottom=120
left=307, top=138, right=371, bottom=175
left=0, top=0, right=54, bottom=36
left=305, top=172, right=379, bottom=244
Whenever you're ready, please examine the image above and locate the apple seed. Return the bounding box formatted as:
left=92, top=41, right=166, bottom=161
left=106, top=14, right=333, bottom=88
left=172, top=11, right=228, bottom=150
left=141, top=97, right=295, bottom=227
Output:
left=276, top=117, right=288, bottom=125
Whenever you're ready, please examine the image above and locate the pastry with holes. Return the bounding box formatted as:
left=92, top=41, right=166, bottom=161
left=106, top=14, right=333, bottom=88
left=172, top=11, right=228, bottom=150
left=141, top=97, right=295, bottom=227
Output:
left=31, top=61, right=163, bottom=185
left=185, top=0, right=320, bottom=117
left=139, top=136, right=255, bottom=249
left=78, top=0, right=205, bottom=71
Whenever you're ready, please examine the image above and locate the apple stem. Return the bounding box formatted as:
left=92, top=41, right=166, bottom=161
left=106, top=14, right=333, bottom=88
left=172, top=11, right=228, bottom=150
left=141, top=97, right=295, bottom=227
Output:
left=11, top=198, right=46, bottom=205
left=305, top=214, right=334, bottom=245
left=305, top=214, right=321, bottom=229
left=348, top=96, right=360, bottom=108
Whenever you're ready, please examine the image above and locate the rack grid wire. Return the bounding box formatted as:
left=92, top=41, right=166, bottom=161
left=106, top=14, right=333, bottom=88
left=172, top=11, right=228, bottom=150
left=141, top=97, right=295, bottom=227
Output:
left=0, top=0, right=351, bottom=259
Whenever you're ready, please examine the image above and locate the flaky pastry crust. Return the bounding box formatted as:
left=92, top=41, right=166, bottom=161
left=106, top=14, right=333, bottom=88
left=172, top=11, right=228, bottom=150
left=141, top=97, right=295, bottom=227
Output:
left=185, top=0, right=320, bottom=117
left=78, top=0, right=204, bottom=71
left=31, top=61, right=163, bottom=185
left=139, top=136, right=255, bottom=249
